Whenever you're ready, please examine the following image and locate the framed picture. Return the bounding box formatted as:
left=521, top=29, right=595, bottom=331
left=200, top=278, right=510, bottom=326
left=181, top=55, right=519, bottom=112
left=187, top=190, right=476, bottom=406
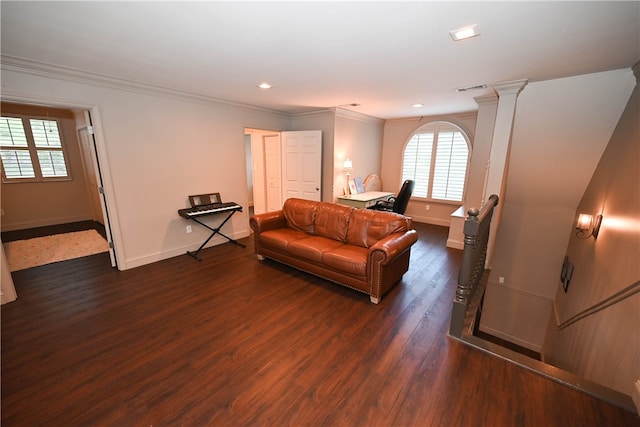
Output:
left=560, top=256, right=574, bottom=293
left=348, top=179, right=358, bottom=195
left=354, top=176, right=365, bottom=193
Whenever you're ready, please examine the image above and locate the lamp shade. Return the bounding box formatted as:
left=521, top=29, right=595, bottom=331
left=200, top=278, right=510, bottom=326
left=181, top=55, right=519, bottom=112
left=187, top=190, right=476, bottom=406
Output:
left=343, top=158, right=353, bottom=170
left=576, top=214, right=592, bottom=230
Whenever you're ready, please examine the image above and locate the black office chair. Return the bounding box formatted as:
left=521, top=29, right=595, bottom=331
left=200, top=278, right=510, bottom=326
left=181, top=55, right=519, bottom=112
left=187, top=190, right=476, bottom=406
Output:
left=372, top=180, right=414, bottom=215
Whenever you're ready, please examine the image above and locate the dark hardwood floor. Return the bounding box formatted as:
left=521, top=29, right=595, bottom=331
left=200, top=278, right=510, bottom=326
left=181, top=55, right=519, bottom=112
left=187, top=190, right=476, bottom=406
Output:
left=2, top=222, right=638, bottom=426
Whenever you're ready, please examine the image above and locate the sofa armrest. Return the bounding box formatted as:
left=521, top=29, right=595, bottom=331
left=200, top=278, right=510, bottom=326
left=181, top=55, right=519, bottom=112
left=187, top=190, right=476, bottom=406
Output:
left=250, top=210, right=287, bottom=234
left=369, top=229, right=418, bottom=264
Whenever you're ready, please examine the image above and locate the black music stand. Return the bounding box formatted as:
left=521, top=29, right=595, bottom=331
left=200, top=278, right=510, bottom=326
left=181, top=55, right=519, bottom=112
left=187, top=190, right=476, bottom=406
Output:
left=178, top=194, right=245, bottom=261
left=183, top=208, right=245, bottom=260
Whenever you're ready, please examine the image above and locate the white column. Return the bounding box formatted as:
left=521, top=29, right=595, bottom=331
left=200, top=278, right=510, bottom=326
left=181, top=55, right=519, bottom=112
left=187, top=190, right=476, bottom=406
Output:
left=485, top=79, right=528, bottom=267
left=446, top=94, right=499, bottom=250
left=469, top=94, right=498, bottom=210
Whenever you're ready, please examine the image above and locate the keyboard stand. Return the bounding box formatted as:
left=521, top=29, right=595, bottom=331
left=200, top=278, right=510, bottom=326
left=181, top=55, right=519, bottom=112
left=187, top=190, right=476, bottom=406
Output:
left=185, top=208, right=245, bottom=261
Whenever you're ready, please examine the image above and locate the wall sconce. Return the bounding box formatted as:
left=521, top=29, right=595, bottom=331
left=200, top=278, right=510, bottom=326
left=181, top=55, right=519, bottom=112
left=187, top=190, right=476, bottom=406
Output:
left=343, top=158, right=353, bottom=179
left=576, top=213, right=603, bottom=239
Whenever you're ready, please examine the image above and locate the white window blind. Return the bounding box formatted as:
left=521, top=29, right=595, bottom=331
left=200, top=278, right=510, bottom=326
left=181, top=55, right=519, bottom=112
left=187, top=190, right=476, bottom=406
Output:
left=401, top=121, right=470, bottom=202
left=0, top=117, right=34, bottom=179
left=0, top=116, right=69, bottom=181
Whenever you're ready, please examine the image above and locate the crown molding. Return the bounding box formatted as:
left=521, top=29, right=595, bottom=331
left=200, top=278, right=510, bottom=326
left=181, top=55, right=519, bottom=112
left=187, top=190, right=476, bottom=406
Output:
left=0, top=55, right=291, bottom=119
left=290, top=108, right=335, bottom=119
left=289, top=107, right=384, bottom=125
left=385, top=110, right=478, bottom=124
left=474, top=94, right=499, bottom=105
left=493, top=79, right=528, bottom=96
left=332, top=107, right=385, bottom=124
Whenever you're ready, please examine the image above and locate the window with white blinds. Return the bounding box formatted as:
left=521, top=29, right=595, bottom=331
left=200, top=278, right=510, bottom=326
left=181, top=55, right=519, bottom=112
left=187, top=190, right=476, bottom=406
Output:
left=0, top=116, right=70, bottom=182
left=401, top=121, right=470, bottom=202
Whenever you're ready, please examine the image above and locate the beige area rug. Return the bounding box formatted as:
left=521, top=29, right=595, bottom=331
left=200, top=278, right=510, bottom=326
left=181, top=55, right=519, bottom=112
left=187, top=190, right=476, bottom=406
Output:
left=4, top=229, right=109, bottom=272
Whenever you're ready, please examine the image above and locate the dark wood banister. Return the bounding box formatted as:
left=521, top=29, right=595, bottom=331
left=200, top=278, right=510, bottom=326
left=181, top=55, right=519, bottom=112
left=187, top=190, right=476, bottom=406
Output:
left=449, top=194, right=499, bottom=338
left=557, top=279, right=640, bottom=330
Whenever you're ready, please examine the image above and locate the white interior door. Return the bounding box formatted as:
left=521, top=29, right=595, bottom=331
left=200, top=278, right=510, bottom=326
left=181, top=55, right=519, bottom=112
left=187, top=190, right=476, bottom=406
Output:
left=78, top=127, right=105, bottom=224
left=83, top=111, right=117, bottom=268
left=264, top=134, right=282, bottom=211
left=281, top=130, right=322, bottom=202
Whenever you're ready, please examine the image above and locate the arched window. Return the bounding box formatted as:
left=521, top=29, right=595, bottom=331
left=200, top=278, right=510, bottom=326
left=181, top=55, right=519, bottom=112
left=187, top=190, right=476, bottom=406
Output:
left=401, top=121, right=470, bottom=202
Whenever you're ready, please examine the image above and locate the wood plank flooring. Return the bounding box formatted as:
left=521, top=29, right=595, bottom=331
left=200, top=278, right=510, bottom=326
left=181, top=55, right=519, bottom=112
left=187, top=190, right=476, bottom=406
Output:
left=2, top=223, right=638, bottom=426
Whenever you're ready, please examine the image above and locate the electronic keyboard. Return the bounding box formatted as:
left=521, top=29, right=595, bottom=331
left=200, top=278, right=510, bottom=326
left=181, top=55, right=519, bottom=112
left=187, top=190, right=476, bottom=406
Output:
left=178, top=202, right=242, bottom=219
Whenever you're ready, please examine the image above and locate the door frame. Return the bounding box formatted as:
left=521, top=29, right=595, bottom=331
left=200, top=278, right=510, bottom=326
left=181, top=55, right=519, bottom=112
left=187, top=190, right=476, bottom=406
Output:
left=245, top=128, right=281, bottom=217
left=1, top=94, right=120, bottom=268
left=245, top=128, right=322, bottom=221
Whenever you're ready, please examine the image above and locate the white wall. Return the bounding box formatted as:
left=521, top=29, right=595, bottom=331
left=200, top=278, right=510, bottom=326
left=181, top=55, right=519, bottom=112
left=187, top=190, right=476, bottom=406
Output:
left=480, top=68, right=636, bottom=351
left=544, top=69, right=639, bottom=397
left=333, top=109, right=384, bottom=202
left=1, top=62, right=290, bottom=270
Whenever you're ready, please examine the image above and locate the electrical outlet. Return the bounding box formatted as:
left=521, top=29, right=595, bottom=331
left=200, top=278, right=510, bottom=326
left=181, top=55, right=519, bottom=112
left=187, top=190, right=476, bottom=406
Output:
left=498, top=276, right=505, bottom=284
left=186, top=225, right=192, bottom=234
left=425, top=204, right=431, bottom=211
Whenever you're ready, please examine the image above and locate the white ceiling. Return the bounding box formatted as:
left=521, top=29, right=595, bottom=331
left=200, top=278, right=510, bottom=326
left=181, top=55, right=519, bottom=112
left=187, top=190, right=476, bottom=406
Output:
left=1, top=1, right=639, bottom=119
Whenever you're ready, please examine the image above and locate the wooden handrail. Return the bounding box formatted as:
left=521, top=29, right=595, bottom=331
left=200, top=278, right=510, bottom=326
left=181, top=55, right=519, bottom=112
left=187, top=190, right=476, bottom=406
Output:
left=449, top=194, right=499, bottom=338
left=558, top=279, right=640, bottom=330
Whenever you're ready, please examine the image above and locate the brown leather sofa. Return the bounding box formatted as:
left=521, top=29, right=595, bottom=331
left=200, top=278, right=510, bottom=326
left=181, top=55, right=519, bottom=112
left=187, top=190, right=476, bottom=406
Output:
left=249, top=198, right=418, bottom=304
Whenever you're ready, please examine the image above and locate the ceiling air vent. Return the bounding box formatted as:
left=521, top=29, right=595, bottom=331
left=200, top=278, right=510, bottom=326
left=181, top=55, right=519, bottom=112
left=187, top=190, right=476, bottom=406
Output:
left=455, top=84, right=487, bottom=93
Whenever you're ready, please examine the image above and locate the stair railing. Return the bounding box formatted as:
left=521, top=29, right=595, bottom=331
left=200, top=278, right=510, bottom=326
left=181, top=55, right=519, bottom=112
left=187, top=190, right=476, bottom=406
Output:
left=557, top=279, right=640, bottom=330
left=449, top=194, right=499, bottom=338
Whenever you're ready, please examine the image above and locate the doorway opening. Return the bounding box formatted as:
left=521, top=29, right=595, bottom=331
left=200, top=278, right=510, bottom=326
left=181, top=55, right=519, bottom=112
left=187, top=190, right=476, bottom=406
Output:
left=244, top=128, right=323, bottom=225
left=0, top=101, right=117, bottom=274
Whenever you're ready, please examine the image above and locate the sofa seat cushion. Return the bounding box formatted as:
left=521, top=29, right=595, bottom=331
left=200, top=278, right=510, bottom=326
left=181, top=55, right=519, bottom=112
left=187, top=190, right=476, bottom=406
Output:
left=322, top=245, right=368, bottom=277
left=259, top=228, right=309, bottom=252
left=288, top=236, right=344, bottom=263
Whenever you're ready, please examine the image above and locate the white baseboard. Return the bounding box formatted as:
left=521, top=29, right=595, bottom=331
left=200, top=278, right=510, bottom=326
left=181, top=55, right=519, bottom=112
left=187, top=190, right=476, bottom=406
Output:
left=121, top=229, right=251, bottom=270
left=411, top=215, right=450, bottom=227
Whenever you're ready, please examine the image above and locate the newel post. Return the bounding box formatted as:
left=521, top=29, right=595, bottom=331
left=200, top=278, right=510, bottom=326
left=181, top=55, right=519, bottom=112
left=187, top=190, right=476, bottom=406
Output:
left=449, top=195, right=499, bottom=338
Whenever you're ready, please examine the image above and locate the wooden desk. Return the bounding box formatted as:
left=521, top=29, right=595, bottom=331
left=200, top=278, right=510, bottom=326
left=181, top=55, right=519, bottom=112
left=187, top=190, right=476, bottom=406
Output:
left=336, top=191, right=394, bottom=209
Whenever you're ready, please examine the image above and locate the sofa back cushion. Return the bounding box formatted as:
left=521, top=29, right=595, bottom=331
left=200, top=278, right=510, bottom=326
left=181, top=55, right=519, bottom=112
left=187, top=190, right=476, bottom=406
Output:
left=283, top=198, right=319, bottom=234
left=314, top=202, right=353, bottom=242
left=346, top=209, right=410, bottom=248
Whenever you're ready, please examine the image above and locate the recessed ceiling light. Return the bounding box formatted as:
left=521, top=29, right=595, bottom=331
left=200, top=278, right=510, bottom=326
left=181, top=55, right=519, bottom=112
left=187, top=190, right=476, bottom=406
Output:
left=412, top=103, right=424, bottom=108
left=258, top=82, right=273, bottom=89
left=449, top=24, right=480, bottom=41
